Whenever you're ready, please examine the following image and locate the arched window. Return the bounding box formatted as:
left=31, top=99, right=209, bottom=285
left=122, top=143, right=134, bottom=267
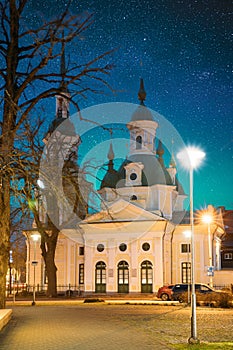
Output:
left=136, top=135, right=142, bottom=149
left=95, top=261, right=106, bottom=293
left=118, top=261, right=129, bottom=293
left=141, top=260, right=153, bottom=293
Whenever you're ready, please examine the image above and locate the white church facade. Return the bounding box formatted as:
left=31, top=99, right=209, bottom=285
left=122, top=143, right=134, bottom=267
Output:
left=25, top=79, right=228, bottom=295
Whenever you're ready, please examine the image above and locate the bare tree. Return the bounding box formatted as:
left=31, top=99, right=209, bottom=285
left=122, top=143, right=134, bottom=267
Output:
left=9, top=207, right=28, bottom=290
left=0, top=0, right=114, bottom=308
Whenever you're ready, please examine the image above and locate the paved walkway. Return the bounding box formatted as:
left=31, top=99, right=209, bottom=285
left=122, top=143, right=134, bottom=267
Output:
left=0, top=304, right=173, bottom=350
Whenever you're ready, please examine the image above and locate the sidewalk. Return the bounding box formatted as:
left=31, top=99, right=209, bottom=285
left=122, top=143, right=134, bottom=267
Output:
left=5, top=298, right=179, bottom=306
left=0, top=304, right=174, bottom=350
left=1, top=302, right=233, bottom=349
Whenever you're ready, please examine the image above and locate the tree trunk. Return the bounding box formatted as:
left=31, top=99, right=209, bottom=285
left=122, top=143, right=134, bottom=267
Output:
left=45, top=249, right=57, bottom=297
left=0, top=179, right=11, bottom=309
left=40, top=225, right=59, bottom=297
left=0, top=107, right=15, bottom=308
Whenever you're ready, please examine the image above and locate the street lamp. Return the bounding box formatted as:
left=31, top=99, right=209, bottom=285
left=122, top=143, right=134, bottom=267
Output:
left=201, top=210, right=214, bottom=287
left=31, top=233, right=40, bottom=306
left=177, top=146, right=205, bottom=344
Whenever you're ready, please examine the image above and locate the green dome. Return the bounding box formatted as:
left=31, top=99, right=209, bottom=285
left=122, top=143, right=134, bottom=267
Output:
left=117, top=155, right=172, bottom=187
left=99, top=154, right=185, bottom=195
left=130, top=104, right=154, bottom=122
left=100, top=167, right=119, bottom=189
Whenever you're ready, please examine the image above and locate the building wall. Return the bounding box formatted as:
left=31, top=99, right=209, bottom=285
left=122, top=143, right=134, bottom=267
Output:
left=214, top=270, right=233, bottom=287
left=25, top=221, right=228, bottom=293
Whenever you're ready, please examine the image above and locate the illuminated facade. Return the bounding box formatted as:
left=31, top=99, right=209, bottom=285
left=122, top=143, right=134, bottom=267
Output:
left=25, top=80, right=229, bottom=294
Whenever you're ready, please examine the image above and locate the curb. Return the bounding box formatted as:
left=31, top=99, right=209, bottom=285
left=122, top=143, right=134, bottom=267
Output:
left=0, top=309, right=12, bottom=331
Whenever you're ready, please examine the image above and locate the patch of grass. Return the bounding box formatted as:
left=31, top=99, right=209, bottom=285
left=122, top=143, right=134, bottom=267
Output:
left=173, top=342, right=233, bottom=349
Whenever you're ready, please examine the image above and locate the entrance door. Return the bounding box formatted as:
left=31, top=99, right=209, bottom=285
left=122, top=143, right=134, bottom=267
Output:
left=141, top=260, right=153, bottom=293
left=95, top=261, right=106, bottom=293
left=118, top=261, right=129, bottom=293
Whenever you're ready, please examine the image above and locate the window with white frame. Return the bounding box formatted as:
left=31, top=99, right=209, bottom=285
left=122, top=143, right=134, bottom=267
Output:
left=79, top=264, right=84, bottom=284
left=181, top=262, right=191, bottom=283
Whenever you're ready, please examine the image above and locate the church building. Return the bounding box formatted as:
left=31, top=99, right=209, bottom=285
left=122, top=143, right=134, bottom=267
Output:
left=25, top=79, right=229, bottom=295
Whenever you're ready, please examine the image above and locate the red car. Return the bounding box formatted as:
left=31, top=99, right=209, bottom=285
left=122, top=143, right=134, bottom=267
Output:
left=157, top=284, right=174, bottom=301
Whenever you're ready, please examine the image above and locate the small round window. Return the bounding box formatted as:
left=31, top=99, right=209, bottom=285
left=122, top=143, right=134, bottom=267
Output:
left=130, top=195, right=137, bottom=201
left=130, top=173, right=137, bottom=180
left=142, top=242, right=150, bottom=251
left=119, top=243, right=127, bottom=252
left=97, top=243, right=105, bottom=252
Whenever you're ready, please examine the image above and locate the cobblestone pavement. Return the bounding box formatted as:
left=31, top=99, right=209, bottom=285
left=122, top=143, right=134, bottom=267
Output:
left=1, top=303, right=233, bottom=350
left=0, top=303, right=174, bottom=350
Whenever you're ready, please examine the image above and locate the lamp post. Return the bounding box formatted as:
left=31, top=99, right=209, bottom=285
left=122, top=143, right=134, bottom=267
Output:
left=31, top=233, right=40, bottom=306
left=184, top=230, right=191, bottom=303
left=201, top=211, right=214, bottom=288
left=9, top=250, right=13, bottom=295
left=177, top=146, right=205, bottom=344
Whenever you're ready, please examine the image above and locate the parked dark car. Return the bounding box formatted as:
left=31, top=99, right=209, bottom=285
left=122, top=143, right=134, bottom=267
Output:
left=171, top=283, right=227, bottom=304
left=157, top=284, right=174, bottom=301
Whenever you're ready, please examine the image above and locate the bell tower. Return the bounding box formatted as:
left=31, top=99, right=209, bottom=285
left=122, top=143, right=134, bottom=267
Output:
left=127, top=78, right=158, bottom=156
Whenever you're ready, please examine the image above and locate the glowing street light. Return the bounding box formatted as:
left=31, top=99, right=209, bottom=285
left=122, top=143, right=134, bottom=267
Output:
left=31, top=232, right=40, bottom=306
left=37, top=179, right=45, bottom=189
left=177, top=146, right=205, bottom=344
left=201, top=209, right=214, bottom=287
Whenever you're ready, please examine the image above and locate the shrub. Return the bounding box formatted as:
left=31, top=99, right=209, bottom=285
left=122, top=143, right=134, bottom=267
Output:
left=200, top=292, right=233, bottom=308
left=84, top=298, right=105, bottom=303
left=215, top=293, right=233, bottom=308
left=177, top=291, right=233, bottom=308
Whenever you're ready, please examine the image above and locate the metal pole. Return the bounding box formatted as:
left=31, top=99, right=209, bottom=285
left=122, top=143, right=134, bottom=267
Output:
left=187, top=248, right=190, bottom=304
left=188, top=168, right=199, bottom=344
left=208, top=223, right=213, bottom=287
left=32, top=240, right=36, bottom=306
left=9, top=264, right=12, bottom=295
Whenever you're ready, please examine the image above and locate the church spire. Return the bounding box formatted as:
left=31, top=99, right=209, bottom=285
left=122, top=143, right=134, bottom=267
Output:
left=108, top=142, right=115, bottom=161
left=60, top=32, right=67, bottom=92
left=107, top=142, right=115, bottom=172
left=138, top=78, right=146, bottom=105
left=169, top=139, right=176, bottom=168
left=56, top=35, right=70, bottom=119
left=169, top=153, right=176, bottom=168
left=157, top=140, right=165, bottom=166
left=167, top=139, right=177, bottom=185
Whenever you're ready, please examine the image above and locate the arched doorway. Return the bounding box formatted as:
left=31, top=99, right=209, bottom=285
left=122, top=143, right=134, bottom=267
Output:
left=95, top=261, right=106, bottom=293
left=141, top=260, right=153, bottom=293
left=118, top=261, right=129, bottom=293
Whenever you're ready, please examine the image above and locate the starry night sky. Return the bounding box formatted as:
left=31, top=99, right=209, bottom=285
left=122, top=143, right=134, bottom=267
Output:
left=27, top=0, right=233, bottom=210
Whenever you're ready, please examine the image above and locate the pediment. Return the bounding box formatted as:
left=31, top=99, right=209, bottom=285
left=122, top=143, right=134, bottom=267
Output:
left=82, top=198, right=165, bottom=223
